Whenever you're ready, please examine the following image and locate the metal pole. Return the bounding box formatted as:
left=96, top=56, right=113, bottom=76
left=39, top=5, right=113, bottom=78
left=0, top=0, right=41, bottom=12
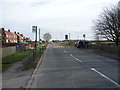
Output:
left=69, top=33, right=70, bottom=41
left=83, top=34, right=86, bottom=41
left=35, top=26, right=37, bottom=50
left=39, top=28, right=40, bottom=41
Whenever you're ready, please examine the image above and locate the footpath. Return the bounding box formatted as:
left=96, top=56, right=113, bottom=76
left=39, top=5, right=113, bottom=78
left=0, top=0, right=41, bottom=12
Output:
left=2, top=55, right=34, bottom=88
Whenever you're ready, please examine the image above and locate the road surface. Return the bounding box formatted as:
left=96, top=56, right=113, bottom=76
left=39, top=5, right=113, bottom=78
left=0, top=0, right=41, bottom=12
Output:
left=30, top=43, right=120, bottom=88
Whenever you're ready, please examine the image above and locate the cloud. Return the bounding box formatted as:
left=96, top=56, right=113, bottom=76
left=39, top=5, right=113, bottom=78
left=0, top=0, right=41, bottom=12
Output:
left=1, top=0, right=120, bottom=40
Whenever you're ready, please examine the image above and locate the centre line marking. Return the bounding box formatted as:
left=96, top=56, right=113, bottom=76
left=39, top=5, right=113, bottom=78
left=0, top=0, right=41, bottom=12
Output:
left=70, top=54, right=73, bottom=57
left=91, top=68, right=120, bottom=88
left=70, top=54, right=82, bottom=62
left=64, top=50, right=67, bottom=53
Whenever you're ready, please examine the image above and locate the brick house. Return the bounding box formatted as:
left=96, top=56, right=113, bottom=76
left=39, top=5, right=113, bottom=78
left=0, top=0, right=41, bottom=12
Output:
left=24, top=37, right=31, bottom=42
left=1, top=28, right=25, bottom=43
left=1, top=28, right=31, bottom=45
left=4, top=29, right=18, bottom=43
left=15, top=32, right=24, bottom=43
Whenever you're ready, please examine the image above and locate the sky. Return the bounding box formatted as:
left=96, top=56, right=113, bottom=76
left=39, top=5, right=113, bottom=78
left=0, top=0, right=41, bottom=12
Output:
left=0, top=0, right=119, bottom=41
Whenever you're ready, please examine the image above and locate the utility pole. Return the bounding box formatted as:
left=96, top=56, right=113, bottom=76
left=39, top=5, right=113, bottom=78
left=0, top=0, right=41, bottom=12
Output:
left=61, top=32, right=62, bottom=42
left=77, top=35, right=79, bottom=41
left=69, top=33, right=70, bottom=41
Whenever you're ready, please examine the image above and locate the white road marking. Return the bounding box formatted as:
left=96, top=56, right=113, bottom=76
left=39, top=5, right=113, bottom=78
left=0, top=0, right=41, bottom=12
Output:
left=64, top=50, right=67, bottom=53
left=70, top=54, right=82, bottom=62
left=91, top=68, right=120, bottom=88
left=64, top=50, right=82, bottom=62
left=70, top=54, right=73, bottom=57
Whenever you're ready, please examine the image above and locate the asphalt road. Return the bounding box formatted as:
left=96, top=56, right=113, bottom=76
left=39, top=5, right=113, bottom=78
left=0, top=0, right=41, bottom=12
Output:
left=30, top=42, right=120, bottom=88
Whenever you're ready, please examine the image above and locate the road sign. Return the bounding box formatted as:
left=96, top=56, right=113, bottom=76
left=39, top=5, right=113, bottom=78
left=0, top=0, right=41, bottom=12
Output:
left=32, top=26, right=37, bottom=33
left=83, top=34, right=86, bottom=38
left=83, top=34, right=86, bottom=41
left=65, top=35, right=68, bottom=40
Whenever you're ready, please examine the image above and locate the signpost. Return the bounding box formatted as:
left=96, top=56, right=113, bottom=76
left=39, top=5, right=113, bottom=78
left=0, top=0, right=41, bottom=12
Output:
left=65, top=35, right=68, bottom=40
left=32, top=26, right=37, bottom=50
left=83, top=34, right=86, bottom=41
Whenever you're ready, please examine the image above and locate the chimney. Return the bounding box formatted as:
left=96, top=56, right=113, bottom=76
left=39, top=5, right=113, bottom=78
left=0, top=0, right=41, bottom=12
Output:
left=17, top=32, right=19, bottom=34
left=2, top=28, right=4, bottom=30
left=8, top=30, right=10, bottom=32
left=14, top=31, right=16, bottom=34
left=2, top=28, right=4, bottom=31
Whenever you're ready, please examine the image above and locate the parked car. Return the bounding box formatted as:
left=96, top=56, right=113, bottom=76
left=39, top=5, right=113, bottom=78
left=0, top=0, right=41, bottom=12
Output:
left=74, top=41, right=78, bottom=47
left=76, top=40, right=90, bottom=48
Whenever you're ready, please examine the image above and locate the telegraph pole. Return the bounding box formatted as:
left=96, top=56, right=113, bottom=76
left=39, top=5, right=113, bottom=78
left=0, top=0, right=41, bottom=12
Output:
left=69, top=33, right=70, bottom=41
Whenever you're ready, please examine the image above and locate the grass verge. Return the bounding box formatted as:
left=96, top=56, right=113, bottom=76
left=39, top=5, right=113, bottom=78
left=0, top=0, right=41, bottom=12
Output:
left=22, top=45, right=47, bottom=71
left=2, top=51, right=32, bottom=64
left=58, top=42, right=74, bottom=47
left=2, top=50, right=32, bottom=72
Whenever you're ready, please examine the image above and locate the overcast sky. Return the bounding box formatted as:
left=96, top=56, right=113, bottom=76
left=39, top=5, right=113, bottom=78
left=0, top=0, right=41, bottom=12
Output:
left=0, top=0, right=119, bottom=41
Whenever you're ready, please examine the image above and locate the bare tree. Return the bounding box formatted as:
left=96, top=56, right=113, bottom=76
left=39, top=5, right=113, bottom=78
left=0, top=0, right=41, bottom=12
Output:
left=93, top=4, right=120, bottom=46
left=43, top=33, right=51, bottom=42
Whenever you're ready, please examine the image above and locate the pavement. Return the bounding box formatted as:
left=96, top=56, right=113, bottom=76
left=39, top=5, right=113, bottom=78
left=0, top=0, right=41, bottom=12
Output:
left=2, top=57, right=34, bottom=88
left=0, top=73, right=2, bottom=90
left=28, top=42, right=120, bottom=88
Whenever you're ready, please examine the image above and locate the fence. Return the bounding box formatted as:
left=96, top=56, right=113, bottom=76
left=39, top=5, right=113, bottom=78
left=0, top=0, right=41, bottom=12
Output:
left=2, top=46, right=29, bottom=59
left=88, top=44, right=120, bottom=60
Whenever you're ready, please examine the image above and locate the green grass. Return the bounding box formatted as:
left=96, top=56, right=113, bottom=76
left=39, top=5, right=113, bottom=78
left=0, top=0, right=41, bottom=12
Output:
left=22, top=46, right=47, bottom=71
left=2, top=45, right=47, bottom=72
left=2, top=51, right=32, bottom=64
left=2, top=50, right=32, bottom=72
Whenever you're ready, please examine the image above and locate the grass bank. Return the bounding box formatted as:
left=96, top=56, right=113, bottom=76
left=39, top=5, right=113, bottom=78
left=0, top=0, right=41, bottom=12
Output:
left=22, top=45, right=47, bottom=71
left=58, top=42, right=74, bottom=47
left=2, top=50, right=32, bottom=72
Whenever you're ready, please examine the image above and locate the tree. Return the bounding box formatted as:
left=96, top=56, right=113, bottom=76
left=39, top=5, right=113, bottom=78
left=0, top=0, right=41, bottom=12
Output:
left=93, top=3, right=120, bottom=46
left=43, top=33, right=51, bottom=42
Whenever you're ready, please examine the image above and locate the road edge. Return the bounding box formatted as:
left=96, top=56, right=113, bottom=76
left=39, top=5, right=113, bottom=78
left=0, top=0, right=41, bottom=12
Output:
left=25, top=48, right=47, bottom=88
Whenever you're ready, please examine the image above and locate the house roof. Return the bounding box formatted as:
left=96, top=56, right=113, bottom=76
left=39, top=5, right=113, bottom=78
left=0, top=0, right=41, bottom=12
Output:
left=5, top=31, right=17, bottom=36
left=16, top=33, right=23, bottom=37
